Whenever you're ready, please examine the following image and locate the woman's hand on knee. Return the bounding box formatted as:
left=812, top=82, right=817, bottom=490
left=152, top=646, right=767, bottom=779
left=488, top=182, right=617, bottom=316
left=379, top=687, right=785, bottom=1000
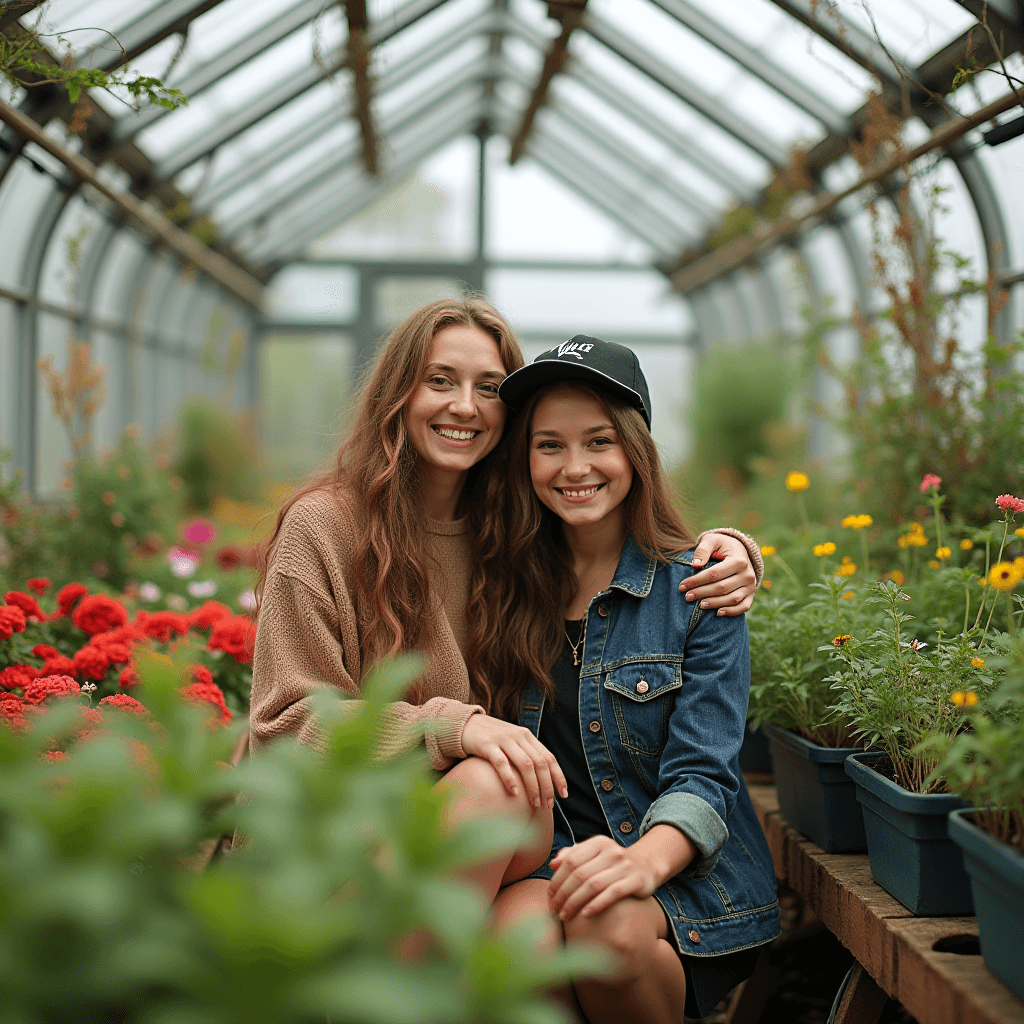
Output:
left=548, top=837, right=658, bottom=922
left=461, top=715, right=568, bottom=809
left=680, top=534, right=756, bottom=615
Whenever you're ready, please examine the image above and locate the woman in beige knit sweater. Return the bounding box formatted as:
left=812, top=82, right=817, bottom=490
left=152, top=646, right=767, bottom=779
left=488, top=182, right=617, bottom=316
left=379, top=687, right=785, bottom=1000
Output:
left=252, top=297, right=762, bottom=901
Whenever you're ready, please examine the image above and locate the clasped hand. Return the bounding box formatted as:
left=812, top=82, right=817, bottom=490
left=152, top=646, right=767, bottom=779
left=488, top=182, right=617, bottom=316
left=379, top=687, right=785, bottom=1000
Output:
left=548, top=835, right=659, bottom=921
left=461, top=714, right=568, bottom=809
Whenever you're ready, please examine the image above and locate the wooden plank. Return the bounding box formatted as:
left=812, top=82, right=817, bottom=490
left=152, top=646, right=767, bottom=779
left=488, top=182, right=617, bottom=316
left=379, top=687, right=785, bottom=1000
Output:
left=834, top=964, right=887, bottom=1024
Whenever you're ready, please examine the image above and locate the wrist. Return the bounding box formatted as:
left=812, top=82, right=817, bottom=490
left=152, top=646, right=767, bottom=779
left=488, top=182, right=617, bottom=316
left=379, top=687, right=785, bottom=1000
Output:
left=628, top=825, right=697, bottom=888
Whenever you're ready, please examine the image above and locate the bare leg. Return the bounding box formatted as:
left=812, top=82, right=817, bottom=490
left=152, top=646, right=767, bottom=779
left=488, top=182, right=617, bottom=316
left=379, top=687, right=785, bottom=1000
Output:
left=436, top=756, right=554, bottom=902
left=492, top=878, right=581, bottom=1022
left=564, top=896, right=687, bottom=1024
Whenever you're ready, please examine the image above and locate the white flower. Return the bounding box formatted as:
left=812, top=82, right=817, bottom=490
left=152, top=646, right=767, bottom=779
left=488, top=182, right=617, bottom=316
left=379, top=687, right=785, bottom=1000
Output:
left=188, top=579, right=218, bottom=599
left=139, top=581, right=162, bottom=602
left=81, top=682, right=97, bottom=693
left=238, top=589, right=257, bottom=613
left=167, top=546, right=199, bottom=579
left=166, top=593, right=188, bottom=612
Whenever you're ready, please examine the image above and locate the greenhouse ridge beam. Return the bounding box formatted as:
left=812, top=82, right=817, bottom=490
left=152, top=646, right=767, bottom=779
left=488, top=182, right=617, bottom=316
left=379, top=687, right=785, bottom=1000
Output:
left=0, top=99, right=264, bottom=308
left=954, top=0, right=1024, bottom=52
left=669, top=88, right=1023, bottom=295
left=508, top=2, right=587, bottom=166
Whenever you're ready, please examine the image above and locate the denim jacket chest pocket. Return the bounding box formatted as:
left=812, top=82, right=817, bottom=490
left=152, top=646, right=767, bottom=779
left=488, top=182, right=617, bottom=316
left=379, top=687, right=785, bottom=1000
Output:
left=602, top=661, right=682, bottom=760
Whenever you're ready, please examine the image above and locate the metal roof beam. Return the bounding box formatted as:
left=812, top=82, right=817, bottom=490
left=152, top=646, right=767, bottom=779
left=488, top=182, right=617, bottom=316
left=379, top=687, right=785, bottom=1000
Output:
left=75, top=0, right=227, bottom=71
left=262, top=104, right=482, bottom=261
left=343, top=0, right=379, bottom=175
left=508, top=2, right=587, bottom=164
left=113, top=0, right=329, bottom=141
left=647, top=0, right=848, bottom=133
left=192, top=11, right=493, bottom=212
left=583, top=9, right=788, bottom=167
left=954, top=1, right=1024, bottom=52
left=219, top=62, right=486, bottom=240
left=152, top=0, right=447, bottom=182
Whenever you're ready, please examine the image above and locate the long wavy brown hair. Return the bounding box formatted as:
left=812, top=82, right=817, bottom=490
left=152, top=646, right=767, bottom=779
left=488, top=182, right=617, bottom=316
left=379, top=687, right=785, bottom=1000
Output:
left=470, top=383, right=696, bottom=718
left=258, top=297, right=524, bottom=679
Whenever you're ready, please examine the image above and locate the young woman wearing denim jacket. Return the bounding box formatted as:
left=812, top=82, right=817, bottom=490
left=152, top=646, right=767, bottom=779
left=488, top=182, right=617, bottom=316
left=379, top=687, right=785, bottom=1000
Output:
left=483, top=339, right=780, bottom=1023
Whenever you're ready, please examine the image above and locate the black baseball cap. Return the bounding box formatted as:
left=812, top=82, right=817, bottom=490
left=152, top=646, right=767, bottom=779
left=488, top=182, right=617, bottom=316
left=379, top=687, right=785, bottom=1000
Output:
left=498, top=335, right=652, bottom=428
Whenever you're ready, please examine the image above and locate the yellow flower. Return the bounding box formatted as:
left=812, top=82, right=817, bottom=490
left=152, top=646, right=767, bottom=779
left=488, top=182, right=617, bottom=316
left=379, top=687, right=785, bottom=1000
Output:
left=1015, top=557, right=1024, bottom=572
left=935, top=547, right=951, bottom=559
left=928, top=560, right=940, bottom=569
left=950, top=691, right=966, bottom=706
left=989, top=561, right=1024, bottom=590
left=960, top=539, right=973, bottom=550
left=910, top=522, right=925, bottom=535
left=760, top=545, right=776, bottom=557
left=762, top=579, right=773, bottom=589
left=837, top=562, right=857, bottom=577
left=786, top=471, right=810, bottom=492
left=965, top=691, right=979, bottom=706
left=832, top=635, right=853, bottom=648
left=842, top=555, right=853, bottom=564
left=971, top=657, right=985, bottom=668
left=908, top=533, right=928, bottom=547
left=842, top=514, right=874, bottom=530
left=1016, top=527, right=1024, bottom=539
left=885, top=570, right=905, bottom=585
left=813, top=542, right=837, bottom=557
left=898, top=535, right=910, bottom=549
left=842, top=590, right=854, bottom=600
left=978, top=578, right=988, bottom=587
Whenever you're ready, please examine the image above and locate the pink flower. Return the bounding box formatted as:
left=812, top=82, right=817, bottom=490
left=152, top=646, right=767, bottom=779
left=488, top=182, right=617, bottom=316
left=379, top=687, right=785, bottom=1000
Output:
left=920, top=474, right=942, bottom=493
left=995, top=494, right=1024, bottom=514
left=182, top=518, right=217, bottom=546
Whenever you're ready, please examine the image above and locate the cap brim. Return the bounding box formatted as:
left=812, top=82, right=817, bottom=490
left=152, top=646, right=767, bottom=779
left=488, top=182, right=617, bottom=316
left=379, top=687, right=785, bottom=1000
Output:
left=499, top=359, right=650, bottom=426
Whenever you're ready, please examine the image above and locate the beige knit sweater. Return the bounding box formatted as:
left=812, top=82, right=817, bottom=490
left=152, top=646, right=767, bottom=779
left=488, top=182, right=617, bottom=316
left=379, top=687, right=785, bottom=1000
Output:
left=251, top=487, right=763, bottom=771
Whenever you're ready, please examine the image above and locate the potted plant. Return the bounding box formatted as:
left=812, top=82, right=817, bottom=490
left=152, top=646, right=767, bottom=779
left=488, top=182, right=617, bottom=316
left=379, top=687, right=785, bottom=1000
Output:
left=748, top=574, right=877, bottom=852
left=928, top=634, right=1024, bottom=998
left=830, top=580, right=1001, bottom=914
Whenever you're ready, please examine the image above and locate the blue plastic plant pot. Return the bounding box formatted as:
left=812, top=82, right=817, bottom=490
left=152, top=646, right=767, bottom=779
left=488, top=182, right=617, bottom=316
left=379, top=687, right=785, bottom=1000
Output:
left=845, top=752, right=973, bottom=916
left=948, top=809, right=1024, bottom=999
left=738, top=722, right=773, bottom=776
left=761, top=723, right=866, bottom=853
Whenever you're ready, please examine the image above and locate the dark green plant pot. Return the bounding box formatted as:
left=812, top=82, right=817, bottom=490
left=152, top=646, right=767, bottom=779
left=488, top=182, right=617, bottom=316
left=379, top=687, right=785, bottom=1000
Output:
left=739, top=722, right=773, bottom=776
left=845, top=752, right=972, bottom=916
left=948, top=809, right=1024, bottom=999
left=761, top=723, right=866, bottom=853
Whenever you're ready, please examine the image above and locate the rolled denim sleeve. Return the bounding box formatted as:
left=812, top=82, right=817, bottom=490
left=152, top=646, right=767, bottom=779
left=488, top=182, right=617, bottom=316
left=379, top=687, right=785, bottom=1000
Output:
left=646, top=581, right=750, bottom=878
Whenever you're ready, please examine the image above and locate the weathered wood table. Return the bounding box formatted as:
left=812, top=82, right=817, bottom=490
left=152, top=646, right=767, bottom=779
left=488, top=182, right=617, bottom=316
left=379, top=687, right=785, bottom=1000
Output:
left=734, top=784, right=1023, bottom=1024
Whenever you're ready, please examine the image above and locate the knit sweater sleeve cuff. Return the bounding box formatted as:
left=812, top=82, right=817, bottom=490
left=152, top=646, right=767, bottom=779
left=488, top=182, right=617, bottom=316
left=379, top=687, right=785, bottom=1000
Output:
left=422, top=700, right=484, bottom=768
left=699, top=527, right=764, bottom=587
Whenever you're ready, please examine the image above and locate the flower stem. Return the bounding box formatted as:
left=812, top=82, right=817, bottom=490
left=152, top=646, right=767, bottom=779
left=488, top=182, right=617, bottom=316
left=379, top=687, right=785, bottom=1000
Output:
left=772, top=554, right=801, bottom=591
left=796, top=494, right=811, bottom=533
left=860, top=531, right=870, bottom=573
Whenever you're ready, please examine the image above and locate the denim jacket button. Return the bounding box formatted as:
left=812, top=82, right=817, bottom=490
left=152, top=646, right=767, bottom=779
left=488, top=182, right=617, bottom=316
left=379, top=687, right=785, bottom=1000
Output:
left=588, top=721, right=601, bottom=733
left=619, top=822, right=633, bottom=834
left=597, top=603, right=609, bottom=617
left=688, top=930, right=700, bottom=944
left=636, top=680, right=649, bottom=693
left=600, top=779, right=614, bottom=791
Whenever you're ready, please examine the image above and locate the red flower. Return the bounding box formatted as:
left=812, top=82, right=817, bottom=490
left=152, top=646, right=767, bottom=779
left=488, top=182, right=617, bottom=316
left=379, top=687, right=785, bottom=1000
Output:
left=181, top=678, right=232, bottom=725
left=99, top=693, right=149, bottom=715
left=1, top=693, right=27, bottom=730
left=27, top=578, right=51, bottom=594
left=72, top=594, right=128, bottom=636
left=995, top=494, right=1024, bottom=514
left=22, top=674, right=80, bottom=705
left=208, top=615, right=255, bottom=664
left=4, top=590, right=45, bottom=622
left=919, top=474, right=942, bottom=493
left=76, top=705, right=106, bottom=742
left=90, top=624, right=148, bottom=649
left=189, top=600, right=233, bottom=629
left=55, top=583, right=88, bottom=617
left=72, top=646, right=113, bottom=681
left=0, top=664, right=41, bottom=690
left=119, top=665, right=138, bottom=690
left=134, top=610, right=191, bottom=643
left=0, top=604, right=27, bottom=640
left=42, top=750, right=68, bottom=762
left=31, top=645, right=76, bottom=676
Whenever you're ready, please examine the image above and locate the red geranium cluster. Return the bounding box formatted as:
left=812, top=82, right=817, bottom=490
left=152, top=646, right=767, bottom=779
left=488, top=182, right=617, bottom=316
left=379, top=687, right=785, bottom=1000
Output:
left=134, top=609, right=190, bottom=643
left=208, top=615, right=255, bottom=664
left=181, top=665, right=232, bottom=725
left=0, top=604, right=27, bottom=641
left=73, top=594, right=129, bottom=635
left=5, top=590, right=46, bottom=622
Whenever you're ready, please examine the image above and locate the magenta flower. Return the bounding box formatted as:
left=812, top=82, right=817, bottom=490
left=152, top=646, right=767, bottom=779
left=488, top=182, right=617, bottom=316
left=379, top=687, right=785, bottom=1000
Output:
left=183, top=518, right=217, bottom=546
left=995, top=494, right=1024, bottom=514
left=919, top=474, right=942, bottom=493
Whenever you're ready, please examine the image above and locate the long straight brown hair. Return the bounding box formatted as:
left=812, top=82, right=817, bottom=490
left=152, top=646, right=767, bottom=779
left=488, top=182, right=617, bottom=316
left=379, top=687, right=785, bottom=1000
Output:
left=470, top=383, right=696, bottom=718
left=258, top=296, right=524, bottom=676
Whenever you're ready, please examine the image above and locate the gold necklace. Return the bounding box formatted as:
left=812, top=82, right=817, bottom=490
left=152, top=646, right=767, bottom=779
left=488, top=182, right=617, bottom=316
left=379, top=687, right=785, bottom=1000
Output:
left=564, top=620, right=585, bottom=667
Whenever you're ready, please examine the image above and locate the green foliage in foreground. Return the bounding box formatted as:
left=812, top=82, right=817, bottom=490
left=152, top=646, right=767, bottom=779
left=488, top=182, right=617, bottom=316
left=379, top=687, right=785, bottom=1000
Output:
left=0, top=653, right=599, bottom=1023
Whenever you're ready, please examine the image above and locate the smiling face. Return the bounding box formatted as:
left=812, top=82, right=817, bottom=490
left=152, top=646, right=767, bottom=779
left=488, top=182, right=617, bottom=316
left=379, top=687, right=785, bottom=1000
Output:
left=529, top=384, right=634, bottom=535
left=404, top=323, right=508, bottom=484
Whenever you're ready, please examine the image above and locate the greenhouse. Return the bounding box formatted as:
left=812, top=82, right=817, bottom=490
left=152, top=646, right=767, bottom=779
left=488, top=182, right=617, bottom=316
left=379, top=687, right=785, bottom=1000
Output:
left=0, top=1, right=1023, bottom=1022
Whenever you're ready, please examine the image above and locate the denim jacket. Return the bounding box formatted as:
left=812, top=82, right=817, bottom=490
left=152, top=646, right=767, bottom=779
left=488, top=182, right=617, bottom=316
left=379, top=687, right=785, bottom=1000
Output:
left=517, top=536, right=780, bottom=958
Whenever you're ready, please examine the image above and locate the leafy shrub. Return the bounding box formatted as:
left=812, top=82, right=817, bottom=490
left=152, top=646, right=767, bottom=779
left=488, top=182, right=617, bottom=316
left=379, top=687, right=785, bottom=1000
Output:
left=0, top=653, right=596, bottom=1022
left=174, top=399, right=259, bottom=512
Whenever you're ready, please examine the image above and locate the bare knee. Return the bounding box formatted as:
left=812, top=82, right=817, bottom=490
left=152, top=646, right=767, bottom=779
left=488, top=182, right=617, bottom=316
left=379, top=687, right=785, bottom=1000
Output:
left=564, top=899, right=653, bottom=983
left=442, top=755, right=532, bottom=820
